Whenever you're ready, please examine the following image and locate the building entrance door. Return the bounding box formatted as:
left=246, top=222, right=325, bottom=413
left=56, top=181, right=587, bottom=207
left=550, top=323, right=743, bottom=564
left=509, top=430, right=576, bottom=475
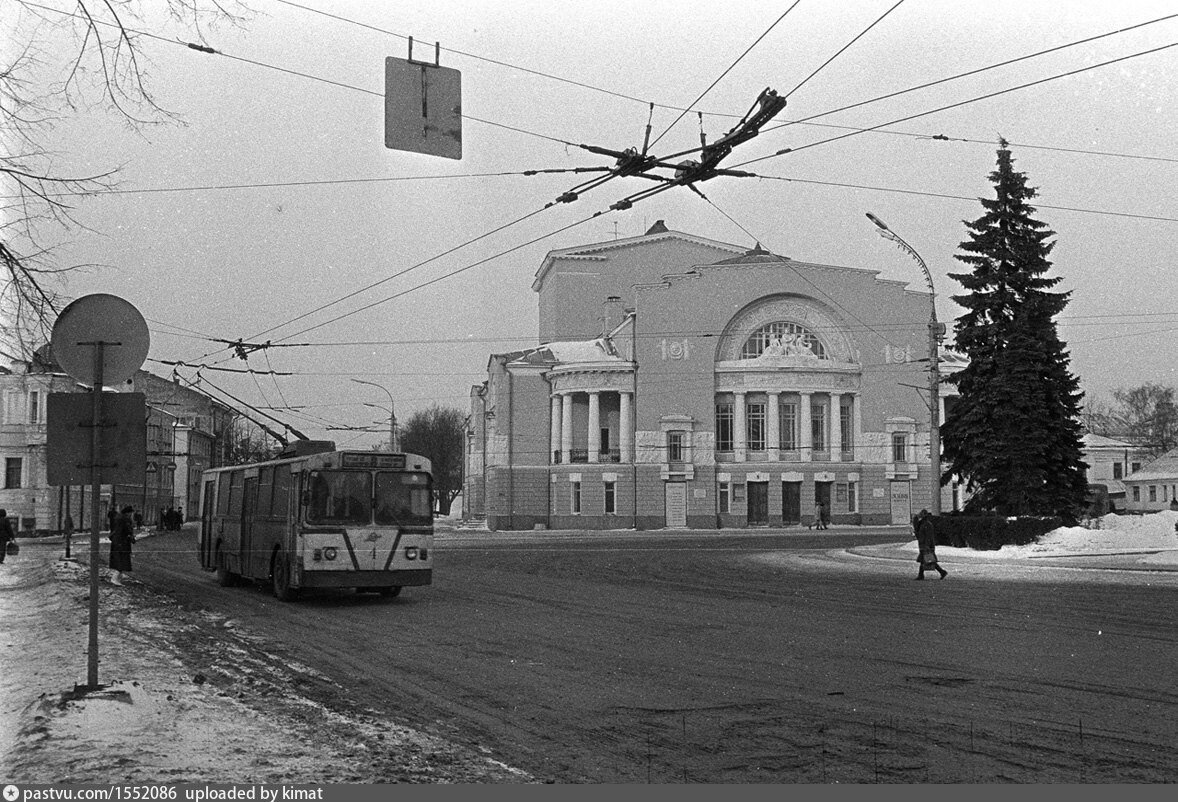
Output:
left=748, top=482, right=768, bottom=525
left=782, top=481, right=801, bottom=524
left=815, top=481, right=832, bottom=523
left=665, top=482, right=687, bottom=528
left=890, top=480, right=912, bottom=525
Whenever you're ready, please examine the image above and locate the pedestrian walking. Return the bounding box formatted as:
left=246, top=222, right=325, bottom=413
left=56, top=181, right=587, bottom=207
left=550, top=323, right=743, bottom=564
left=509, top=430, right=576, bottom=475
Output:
left=810, top=500, right=827, bottom=530
left=0, top=509, right=15, bottom=565
left=109, top=505, right=136, bottom=586
left=914, top=509, right=948, bottom=580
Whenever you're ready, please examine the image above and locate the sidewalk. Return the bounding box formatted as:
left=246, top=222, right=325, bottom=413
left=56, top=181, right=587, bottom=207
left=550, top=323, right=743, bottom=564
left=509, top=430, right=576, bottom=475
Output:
left=0, top=534, right=533, bottom=783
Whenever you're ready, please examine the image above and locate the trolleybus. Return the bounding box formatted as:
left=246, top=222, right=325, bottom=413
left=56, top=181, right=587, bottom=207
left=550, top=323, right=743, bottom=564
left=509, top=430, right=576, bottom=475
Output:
left=199, top=440, right=433, bottom=601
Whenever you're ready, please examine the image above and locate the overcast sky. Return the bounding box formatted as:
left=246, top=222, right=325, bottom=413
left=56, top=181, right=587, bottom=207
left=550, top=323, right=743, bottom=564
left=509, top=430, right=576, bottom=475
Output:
left=18, top=0, right=1178, bottom=448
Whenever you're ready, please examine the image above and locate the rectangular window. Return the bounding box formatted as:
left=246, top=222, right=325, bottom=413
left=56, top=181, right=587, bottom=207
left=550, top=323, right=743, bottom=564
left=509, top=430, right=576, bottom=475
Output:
left=892, top=433, right=908, bottom=463
left=716, top=402, right=734, bottom=452
left=847, top=481, right=858, bottom=513
left=836, top=483, right=847, bottom=504
left=571, top=481, right=582, bottom=514
left=667, top=430, right=686, bottom=463
left=719, top=482, right=731, bottom=513
left=811, top=399, right=827, bottom=452
left=779, top=400, right=797, bottom=451
left=1132, top=462, right=1142, bottom=472
left=5, top=457, right=22, bottom=489
left=1113, top=463, right=1123, bottom=480
left=733, top=483, right=746, bottom=507
left=1133, top=486, right=1141, bottom=502
left=746, top=402, right=766, bottom=451
left=604, top=481, right=616, bottom=514
left=28, top=391, right=40, bottom=424
left=839, top=402, right=853, bottom=455
left=1149, top=485, right=1157, bottom=502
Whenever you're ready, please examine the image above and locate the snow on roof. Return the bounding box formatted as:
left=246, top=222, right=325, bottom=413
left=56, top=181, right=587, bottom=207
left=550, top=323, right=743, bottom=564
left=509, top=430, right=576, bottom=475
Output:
left=1083, top=433, right=1135, bottom=449
left=506, top=337, right=623, bottom=367
left=1125, top=446, right=1178, bottom=481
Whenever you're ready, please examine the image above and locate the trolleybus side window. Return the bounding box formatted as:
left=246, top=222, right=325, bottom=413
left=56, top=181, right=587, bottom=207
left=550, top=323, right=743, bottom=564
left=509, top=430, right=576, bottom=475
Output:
left=374, top=472, right=432, bottom=526
left=216, top=473, right=232, bottom=516
left=273, top=468, right=291, bottom=519
left=228, top=471, right=244, bottom=518
left=258, top=466, right=275, bottom=518
left=307, top=470, right=371, bottom=525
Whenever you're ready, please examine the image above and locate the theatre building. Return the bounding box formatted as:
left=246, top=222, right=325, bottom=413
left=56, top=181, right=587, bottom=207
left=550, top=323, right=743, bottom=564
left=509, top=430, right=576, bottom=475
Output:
left=466, top=222, right=954, bottom=530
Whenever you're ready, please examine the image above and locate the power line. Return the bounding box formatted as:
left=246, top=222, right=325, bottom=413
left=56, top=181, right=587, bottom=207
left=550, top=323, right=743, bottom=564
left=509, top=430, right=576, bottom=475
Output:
left=736, top=38, right=1178, bottom=169
left=648, top=1, right=802, bottom=150
left=784, top=0, right=906, bottom=100
left=752, top=173, right=1178, bottom=225
left=758, top=11, right=1178, bottom=140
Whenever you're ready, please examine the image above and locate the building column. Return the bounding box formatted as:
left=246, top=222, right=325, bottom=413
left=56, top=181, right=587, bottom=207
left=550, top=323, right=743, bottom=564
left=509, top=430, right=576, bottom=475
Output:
left=734, top=391, right=747, bottom=463
left=799, top=391, right=813, bottom=463
left=550, top=394, right=562, bottom=464
left=561, top=392, right=574, bottom=461
left=767, top=391, right=781, bottom=462
left=852, top=392, right=862, bottom=462
left=830, top=392, right=842, bottom=462
left=588, top=391, right=601, bottom=463
left=619, top=391, right=633, bottom=463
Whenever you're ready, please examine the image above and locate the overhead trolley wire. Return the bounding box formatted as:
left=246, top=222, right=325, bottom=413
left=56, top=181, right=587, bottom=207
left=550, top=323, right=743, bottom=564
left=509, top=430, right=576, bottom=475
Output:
left=736, top=38, right=1178, bottom=169
left=783, top=0, right=906, bottom=100
left=647, top=1, right=803, bottom=150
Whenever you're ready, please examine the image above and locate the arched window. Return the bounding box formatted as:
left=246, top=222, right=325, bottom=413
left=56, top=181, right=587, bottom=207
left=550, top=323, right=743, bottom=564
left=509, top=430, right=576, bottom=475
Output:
left=741, top=322, right=825, bottom=360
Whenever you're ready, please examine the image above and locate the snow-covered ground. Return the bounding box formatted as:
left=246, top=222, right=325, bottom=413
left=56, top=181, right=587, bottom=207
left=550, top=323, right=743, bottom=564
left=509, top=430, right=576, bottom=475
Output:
left=922, top=510, right=1178, bottom=566
left=3, top=512, right=1176, bottom=784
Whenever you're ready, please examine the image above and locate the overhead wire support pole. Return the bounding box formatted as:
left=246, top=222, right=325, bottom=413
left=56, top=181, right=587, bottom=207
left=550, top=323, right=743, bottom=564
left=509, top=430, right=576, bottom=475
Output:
left=866, top=213, right=943, bottom=516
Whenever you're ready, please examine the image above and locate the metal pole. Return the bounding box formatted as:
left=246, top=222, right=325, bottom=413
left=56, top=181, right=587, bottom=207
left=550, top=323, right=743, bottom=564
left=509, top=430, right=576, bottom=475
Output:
left=867, top=213, right=942, bottom=515
left=87, top=343, right=105, bottom=688
left=353, top=379, right=397, bottom=452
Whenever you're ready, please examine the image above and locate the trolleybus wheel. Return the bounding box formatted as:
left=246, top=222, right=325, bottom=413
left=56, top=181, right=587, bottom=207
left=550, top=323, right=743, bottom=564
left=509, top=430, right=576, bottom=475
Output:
left=379, top=586, right=402, bottom=598
left=271, top=550, right=298, bottom=602
left=215, top=545, right=237, bottom=587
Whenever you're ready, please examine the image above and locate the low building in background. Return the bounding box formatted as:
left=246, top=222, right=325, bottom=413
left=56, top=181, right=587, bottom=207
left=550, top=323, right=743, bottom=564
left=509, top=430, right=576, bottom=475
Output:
left=466, top=222, right=960, bottom=531
left=1081, top=433, right=1149, bottom=513
left=0, top=345, right=234, bottom=533
left=1123, top=448, right=1178, bottom=513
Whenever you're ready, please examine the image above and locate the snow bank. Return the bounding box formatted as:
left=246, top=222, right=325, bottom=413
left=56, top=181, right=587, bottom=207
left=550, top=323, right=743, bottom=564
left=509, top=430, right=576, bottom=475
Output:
left=931, top=510, right=1178, bottom=562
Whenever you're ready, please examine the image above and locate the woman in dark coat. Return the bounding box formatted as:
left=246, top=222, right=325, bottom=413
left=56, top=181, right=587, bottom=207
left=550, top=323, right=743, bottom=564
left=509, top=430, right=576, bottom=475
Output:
left=914, top=509, right=948, bottom=580
left=109, top=505, right=135, bottom=586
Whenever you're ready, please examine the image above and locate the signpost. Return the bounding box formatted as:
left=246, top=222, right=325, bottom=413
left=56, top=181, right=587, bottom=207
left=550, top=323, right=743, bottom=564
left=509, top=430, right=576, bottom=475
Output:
left=49, top=294, right=149, bottom=689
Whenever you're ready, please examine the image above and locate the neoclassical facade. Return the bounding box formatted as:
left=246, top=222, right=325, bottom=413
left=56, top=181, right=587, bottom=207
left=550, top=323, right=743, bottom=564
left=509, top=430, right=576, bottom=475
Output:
left=466, top=222, right=954, bottom=530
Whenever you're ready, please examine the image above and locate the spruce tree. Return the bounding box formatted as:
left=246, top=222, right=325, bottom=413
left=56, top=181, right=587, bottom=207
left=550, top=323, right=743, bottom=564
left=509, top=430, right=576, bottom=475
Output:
left=941, top=140, right=1088, bottom=519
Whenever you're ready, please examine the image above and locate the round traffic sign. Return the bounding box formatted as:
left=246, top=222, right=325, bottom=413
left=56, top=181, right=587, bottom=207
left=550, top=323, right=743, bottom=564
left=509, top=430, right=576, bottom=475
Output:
left=50, top=294, right=150, bottom=386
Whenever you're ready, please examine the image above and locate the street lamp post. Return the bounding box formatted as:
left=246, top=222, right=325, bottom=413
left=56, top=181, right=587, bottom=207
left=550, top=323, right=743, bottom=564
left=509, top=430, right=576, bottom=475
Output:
left=866, top=212, right=945, bottom=516
left=352, top=379, right=398, bottom=452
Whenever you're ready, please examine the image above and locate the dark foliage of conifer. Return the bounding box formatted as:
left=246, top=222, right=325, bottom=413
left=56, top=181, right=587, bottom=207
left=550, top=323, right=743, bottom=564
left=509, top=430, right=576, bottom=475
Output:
left=942, top=140, right=1088, bottom=519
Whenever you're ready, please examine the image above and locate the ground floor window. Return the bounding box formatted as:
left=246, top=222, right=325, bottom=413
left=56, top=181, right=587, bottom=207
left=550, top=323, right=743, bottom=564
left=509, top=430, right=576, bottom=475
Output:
left=719, top=482, right=731, bottom=513
left=572, top=481, right=582, bottom=514
left=836, top=481, right=858, bottom=513
left=5, top=457, right=22, bottom=489
left=604, top=481, right=616, bottom=514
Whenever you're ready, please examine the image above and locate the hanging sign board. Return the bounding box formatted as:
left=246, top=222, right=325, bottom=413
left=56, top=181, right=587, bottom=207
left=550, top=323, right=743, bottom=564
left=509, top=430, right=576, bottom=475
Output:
left=385, top=55, right=462, bottom=160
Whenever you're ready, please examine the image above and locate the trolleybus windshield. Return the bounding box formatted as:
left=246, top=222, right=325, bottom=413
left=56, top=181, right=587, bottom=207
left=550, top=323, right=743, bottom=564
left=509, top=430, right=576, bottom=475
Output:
left=307, top=470, right=371, bottom=525
left=375, top=472, right=432, bottom=526
left=306, top=469, right=433, bottom=526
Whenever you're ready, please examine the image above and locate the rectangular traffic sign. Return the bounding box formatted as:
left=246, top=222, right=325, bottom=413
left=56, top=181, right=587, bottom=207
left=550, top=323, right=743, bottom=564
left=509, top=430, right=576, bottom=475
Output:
left=47, top=392, right=147, bottom=485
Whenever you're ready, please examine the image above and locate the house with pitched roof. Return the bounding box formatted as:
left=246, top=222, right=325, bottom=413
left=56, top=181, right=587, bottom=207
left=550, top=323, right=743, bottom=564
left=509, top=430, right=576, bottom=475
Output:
left=1123, top=448, right=1178, bottom=512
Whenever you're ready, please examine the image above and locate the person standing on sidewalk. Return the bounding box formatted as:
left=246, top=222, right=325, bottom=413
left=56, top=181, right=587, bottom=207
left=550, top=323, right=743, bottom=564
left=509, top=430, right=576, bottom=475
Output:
left=0, top=509, right=14, bottom=565
left=914, top=509, right=948, bottom=580
left=109, top=505, right=136, bottom=586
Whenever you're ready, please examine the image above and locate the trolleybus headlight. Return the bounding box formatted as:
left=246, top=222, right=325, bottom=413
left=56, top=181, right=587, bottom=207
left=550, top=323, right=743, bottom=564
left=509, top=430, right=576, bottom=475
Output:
left=324, top=547, right=339, bottom=561
left=404, top=546, right=418, bottom=560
